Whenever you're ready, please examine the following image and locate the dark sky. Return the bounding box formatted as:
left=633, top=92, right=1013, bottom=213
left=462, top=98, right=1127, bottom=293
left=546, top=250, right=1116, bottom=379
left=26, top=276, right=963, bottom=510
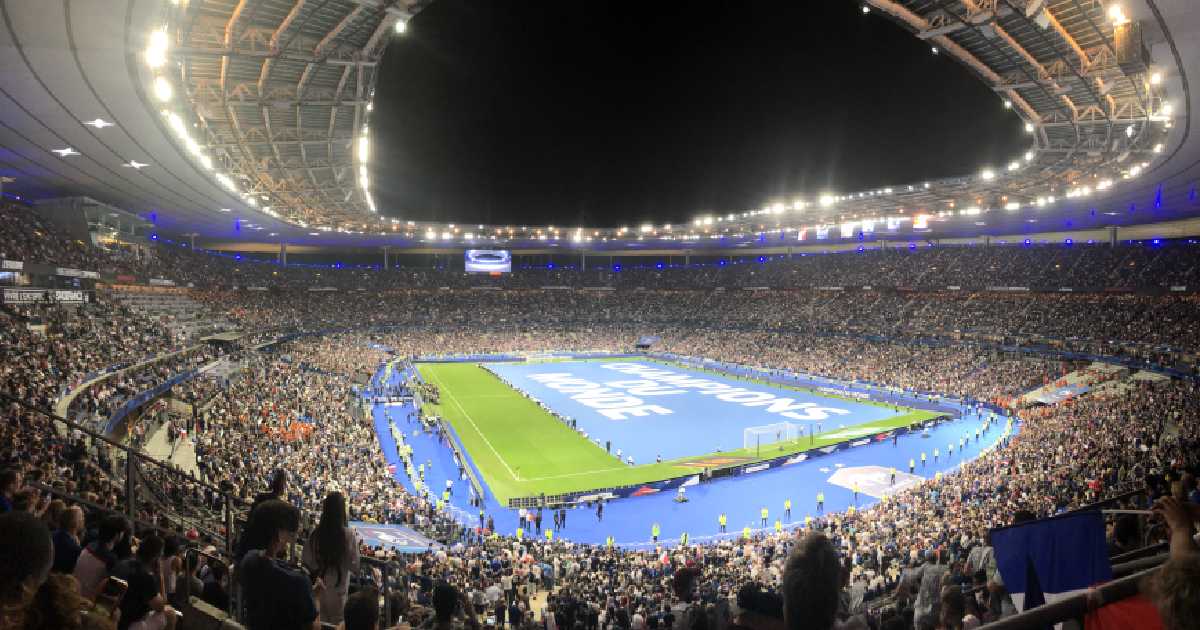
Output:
left=372, top=0, right=1027, bottom=227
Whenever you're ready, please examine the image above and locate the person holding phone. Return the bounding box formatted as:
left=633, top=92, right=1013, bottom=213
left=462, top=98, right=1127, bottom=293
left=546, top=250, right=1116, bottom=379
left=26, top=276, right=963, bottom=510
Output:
left=112, top=534, right=178, bottom=630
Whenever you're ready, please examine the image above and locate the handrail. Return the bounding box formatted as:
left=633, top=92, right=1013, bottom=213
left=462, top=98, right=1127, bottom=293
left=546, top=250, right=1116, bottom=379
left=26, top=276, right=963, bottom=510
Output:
left=1110, top=542, right=1169, bottom=565
left=2, top=393, right=234, bottom=497
left=977, top=565, right=1159, bottom=630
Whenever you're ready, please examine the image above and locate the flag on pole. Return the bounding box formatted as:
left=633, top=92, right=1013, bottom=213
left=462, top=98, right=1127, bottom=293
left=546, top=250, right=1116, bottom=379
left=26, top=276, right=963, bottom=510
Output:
left=990, top=511, right=1112, bottom=612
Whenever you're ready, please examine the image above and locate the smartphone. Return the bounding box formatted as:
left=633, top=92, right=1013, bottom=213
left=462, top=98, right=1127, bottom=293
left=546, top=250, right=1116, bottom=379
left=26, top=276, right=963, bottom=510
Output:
left=93, top=576, right=128, bottom=618
left=99, top=577, right=129, bottom=603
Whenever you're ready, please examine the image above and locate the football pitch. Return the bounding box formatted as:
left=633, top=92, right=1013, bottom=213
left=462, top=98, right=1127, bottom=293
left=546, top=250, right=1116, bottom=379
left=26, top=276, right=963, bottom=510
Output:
left=417, top=359, right=939, bottom=503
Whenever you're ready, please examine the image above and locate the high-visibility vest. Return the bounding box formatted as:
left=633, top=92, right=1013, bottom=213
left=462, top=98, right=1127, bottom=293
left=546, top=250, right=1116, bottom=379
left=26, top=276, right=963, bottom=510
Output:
left=719, top=514, right=727, bottom=526
left=784, top=499, right=791, bottom=510
left=545, top=529, right=553, bottom=541
left=805, top=515, right=813, bottom=527
left=909, top=459, right=915, bottom=469
left=680, top=532, right=689, bottom=546
left=761, top=508, right=768, bottom=519
left=652, top=523, right=660, bottom=537
left=516, top=527, right=524, bottom=541
left=774, top=520, right=782, bottom=533
left=742, top=527, right=751, bottom=539
left=817, top=492, right=824, bottom=502
left=606, top=536, right=614, bottom=548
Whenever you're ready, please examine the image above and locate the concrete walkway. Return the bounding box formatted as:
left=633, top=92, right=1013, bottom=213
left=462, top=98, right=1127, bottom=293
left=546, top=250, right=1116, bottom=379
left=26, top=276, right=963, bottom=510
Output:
left=142, top=421, right=201, bottom=476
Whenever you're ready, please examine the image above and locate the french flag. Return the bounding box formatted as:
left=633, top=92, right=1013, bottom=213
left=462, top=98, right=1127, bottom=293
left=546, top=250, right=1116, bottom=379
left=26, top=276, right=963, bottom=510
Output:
left=990, top=511, right=1111, bottom=612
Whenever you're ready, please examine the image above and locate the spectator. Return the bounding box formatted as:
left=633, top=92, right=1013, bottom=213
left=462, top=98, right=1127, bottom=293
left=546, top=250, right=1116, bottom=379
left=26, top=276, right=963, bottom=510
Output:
left=303, top=491, right=360, bottom=625
left=113, top=533, right=177, bottom=630
left=0, top=469, right=22, bottom=513
left=51, top=505, right=86, bottom=574
left=23, top=573, right=117, bottom=630
left=239, top=499, right=322, bottom=630
left=199, top=560, right=229, bottom=612
left=424, top=581, right=479, bottom=630
left=343, top=587, right=381, bottom=630
left=75, top=515, right=130, bottom=600
left=0, top=510, right=55, bottom=628
left=782, top=534, right=842, bottom=630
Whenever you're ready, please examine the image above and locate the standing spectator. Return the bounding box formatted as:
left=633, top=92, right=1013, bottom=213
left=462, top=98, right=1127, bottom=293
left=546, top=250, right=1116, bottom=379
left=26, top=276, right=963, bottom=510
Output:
left=51, top=506, right=85, bottom=574
left=302, top=491, right=360, bottom=625
left=425, top=581, right=480, bottom=630
left=200, top=561, right=229, bottom=612
left=239, top=499, right=322, bottom=630
left=75, top=515, right=130, bottom=600
left=112, top=533, right=177, bottom=630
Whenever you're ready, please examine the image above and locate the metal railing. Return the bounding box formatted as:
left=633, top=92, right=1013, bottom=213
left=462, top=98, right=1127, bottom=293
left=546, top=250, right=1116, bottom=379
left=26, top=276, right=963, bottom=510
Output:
left=2, top=393, right=238, bottom=555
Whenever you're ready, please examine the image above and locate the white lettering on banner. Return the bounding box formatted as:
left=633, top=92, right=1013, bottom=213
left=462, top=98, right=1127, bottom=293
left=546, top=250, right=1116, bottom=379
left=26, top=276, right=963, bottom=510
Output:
left=598, top=404, right=673, bottom=420
left=520, top=363, right=853, bottom=422
left=2, top=260, right=23, bottom=270
left=2, top=289, right=89, bottom=304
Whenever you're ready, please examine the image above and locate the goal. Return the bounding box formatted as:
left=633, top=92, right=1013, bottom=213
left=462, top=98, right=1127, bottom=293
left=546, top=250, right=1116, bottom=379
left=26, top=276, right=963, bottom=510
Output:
left=743, top=422, right=799, bottom=453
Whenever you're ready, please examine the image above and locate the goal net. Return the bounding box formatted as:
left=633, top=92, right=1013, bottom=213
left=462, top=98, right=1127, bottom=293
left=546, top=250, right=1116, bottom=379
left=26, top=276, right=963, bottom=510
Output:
left=743, top=422, right=799, bottom=452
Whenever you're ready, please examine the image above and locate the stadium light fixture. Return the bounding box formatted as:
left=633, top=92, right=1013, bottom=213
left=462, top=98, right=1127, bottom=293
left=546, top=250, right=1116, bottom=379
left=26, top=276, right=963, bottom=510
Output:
left=1150, top=71, right=1162, bottom=85
left=153, top=76, right=172, bottom=102
left=930, top=46, right=939, bottom=55
left=1125, top=125, right=1134, bottom=138
left=1008, top=161, right=1020, bottom=171
left=1004, top=202, right=1020, bottom=211
left=1024, top=151, right=1035, bottom=161
left=1107, top=4, right=1129, bottom=26
left=357, top=136, right=369, bottom=162
left=83, top=118, right=114, bottom=129
left=1025, top=122, right=1035, bottom=133
left=980, top=168, right=996, bottom=181
left=394, top=19, right=407, bottom=34
left=1003, top=99, right=1012, bottom=109
left=818, top=194, right=836, bottom=207
left=1153, top=143, right=1163, bottom=153
left=52, top=147, right=80, bottom=157
left=145, top=27, right=169, bottom=68
left=861, top=5, right=870, bottom=14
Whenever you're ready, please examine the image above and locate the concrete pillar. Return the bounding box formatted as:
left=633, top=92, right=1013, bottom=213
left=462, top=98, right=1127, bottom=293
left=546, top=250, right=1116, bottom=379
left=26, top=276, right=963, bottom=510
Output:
left=383, top=246, right=390, bottom=270
left=580, top=251, right=586, bottom=270
left=279, top=242, right=288, bottom=265
left=1108, top=226, right=1118, bottom=246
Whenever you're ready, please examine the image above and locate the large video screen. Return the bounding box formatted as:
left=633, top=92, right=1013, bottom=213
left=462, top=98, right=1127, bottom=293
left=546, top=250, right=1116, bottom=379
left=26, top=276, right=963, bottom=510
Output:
left=465, top=249, right=512, bottom=273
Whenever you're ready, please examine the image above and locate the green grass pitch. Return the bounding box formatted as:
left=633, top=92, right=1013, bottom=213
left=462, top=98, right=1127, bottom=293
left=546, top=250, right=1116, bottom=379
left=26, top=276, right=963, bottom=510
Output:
left=417, top=361, right=940, bottom=504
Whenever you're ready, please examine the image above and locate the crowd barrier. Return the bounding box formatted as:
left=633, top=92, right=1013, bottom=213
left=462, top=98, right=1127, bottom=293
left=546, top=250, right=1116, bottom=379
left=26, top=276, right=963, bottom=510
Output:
left=104, top=369, right=199, bottom=434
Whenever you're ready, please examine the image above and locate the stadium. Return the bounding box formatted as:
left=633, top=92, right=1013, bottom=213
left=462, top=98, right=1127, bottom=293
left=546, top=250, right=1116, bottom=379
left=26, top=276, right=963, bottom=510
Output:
left=0, top=1, right=1198, bottom=630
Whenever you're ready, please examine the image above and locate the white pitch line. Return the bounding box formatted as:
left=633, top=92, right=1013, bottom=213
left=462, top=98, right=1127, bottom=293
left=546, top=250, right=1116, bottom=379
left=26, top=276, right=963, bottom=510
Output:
left=523, top=466, right=632, bottom=481
left=426, top=368, right=519, bottom=481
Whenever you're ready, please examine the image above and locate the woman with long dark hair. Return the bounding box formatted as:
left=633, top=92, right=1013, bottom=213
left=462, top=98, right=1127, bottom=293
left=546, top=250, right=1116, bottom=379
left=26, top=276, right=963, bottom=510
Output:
left=302, top=491, right=360, bottom=625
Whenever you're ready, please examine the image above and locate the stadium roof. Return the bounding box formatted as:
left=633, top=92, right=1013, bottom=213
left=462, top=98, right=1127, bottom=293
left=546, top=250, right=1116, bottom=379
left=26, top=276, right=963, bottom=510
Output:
left=0, top=0, right=1197, bottom=251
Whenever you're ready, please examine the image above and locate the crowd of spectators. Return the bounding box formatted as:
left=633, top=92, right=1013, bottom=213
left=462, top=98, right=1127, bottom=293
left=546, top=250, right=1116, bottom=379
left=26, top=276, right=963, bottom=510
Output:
left=1, top=204, right=1199, bottom=630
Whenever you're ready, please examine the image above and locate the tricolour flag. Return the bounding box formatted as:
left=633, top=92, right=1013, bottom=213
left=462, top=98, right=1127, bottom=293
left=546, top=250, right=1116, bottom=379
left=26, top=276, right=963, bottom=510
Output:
left=990, top=510, right=1112, bottom=612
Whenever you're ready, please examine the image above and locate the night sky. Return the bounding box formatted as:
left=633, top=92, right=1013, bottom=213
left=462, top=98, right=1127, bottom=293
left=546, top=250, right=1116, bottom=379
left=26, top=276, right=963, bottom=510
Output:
left=372, top=0, right=1028, bottom=228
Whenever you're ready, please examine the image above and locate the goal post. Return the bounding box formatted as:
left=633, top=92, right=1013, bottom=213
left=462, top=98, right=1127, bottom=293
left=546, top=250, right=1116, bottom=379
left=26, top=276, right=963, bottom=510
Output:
left=743, top=422, right=799, bottom=454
